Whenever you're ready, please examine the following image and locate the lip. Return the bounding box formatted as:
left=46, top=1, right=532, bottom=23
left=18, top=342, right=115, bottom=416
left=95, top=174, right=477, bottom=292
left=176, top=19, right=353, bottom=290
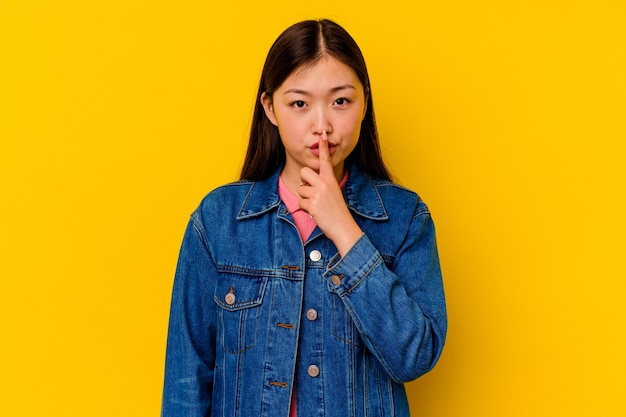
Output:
left=310, top=141, right=338, bottom=156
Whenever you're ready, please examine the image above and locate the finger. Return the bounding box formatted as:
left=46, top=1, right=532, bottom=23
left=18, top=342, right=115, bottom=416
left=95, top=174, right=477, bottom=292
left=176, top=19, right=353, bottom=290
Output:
left=317, top=130, right=333, bottom=178
left=296, top=180, right=312, bottom=199
left=299, top=166, right=316, bottom=188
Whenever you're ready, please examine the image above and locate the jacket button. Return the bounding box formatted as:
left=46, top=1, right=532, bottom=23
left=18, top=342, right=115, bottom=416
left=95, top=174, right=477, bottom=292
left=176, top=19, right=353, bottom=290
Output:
left=307, top=365, right=320, bottom=378
left=309, top=250, right=322, bottom=262
left=225, top=293, right=235, bottom=305
left=306, top=309, right=318, bottom=321
left=331, top=275, right=342, bottom=286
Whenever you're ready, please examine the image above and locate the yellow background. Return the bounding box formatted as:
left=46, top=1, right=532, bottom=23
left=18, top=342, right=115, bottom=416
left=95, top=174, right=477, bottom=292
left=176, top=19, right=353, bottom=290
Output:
left=1, top=0, right=625, bottom=416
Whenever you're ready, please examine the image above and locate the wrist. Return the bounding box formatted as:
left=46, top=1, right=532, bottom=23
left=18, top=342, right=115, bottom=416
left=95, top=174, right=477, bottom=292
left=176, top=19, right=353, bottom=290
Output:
left=331, top=223, right=363, bottom=258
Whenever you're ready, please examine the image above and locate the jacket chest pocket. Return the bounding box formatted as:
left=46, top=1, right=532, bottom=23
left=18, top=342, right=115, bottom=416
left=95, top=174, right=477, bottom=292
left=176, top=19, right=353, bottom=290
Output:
left=214, top=274, right=268, bottom=354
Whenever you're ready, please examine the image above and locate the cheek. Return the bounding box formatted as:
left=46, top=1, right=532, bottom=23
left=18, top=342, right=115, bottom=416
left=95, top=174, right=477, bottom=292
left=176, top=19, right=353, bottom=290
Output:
left=276, top=120, right=303, bottom=140
left=337, top=112, right=363, bottom=137
left=274, top=111, right=302, bottom=133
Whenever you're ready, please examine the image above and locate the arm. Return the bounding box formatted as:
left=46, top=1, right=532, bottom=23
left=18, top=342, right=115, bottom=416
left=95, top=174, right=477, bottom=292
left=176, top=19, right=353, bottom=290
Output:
left=162, top=213, right=217, bottom=417
left=298, top=130, right=446, bottom=382
left=325, top=210, right=447, bottom=383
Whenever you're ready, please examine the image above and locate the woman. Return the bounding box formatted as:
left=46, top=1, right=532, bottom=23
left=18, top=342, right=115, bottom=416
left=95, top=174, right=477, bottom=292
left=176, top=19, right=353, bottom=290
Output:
left=162, top=19, right=447, bottom=417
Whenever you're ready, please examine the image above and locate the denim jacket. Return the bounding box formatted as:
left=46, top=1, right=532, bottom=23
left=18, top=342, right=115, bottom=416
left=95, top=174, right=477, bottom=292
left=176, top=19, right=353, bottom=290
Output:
left=162, top=164, right=447, bottom=417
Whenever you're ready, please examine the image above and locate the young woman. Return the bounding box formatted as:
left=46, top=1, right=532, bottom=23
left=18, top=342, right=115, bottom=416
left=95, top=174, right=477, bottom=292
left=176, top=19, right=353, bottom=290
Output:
left=162, top=19, right=447, bottom=417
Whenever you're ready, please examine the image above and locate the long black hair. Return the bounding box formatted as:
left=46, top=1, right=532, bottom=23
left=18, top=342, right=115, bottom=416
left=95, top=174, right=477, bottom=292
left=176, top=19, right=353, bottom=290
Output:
left=240, top=19, right=390, bottom=181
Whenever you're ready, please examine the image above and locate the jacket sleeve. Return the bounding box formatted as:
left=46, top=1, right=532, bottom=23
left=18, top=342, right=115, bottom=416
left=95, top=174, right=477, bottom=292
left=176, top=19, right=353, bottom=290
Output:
left=162, top=212, right=217, bottom=417
left=324, top=209, right=447, bottom=383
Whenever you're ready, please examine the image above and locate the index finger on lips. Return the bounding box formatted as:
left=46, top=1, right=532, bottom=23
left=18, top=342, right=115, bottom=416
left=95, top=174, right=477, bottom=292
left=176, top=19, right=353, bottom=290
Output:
left=318, top=130, right=333, bottom=178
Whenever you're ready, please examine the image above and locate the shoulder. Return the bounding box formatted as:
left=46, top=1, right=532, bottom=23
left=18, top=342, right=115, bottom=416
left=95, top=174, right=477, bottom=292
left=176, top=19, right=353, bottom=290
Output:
left=372, top=179, right=431, bottom=218
left=204, top=179, right=255, bottom=201
left=346, top=165, right=431, bottom=220
left=192, top=170, right=282, bottom=224
left=192, top=180, right=255, bottom=221
left=202, top=179, right=254, bottom=204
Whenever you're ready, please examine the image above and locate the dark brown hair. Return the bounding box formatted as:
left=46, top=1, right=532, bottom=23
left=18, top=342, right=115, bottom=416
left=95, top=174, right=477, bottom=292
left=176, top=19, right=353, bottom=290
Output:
left=240, top=19, right=390, bottom=181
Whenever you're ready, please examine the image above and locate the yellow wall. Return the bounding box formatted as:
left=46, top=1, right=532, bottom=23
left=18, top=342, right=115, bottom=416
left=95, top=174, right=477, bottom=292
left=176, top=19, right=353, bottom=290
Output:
left=1, top=1, right=624, bottom=416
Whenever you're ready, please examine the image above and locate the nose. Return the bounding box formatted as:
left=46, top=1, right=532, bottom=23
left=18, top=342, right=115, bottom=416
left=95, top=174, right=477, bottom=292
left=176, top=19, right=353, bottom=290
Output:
left=311, top=106, right=332, bottom=135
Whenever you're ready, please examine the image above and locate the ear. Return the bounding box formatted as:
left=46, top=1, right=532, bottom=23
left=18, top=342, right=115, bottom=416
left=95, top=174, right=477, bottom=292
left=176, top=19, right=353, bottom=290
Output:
left=261, top=92, right=278, bottom=126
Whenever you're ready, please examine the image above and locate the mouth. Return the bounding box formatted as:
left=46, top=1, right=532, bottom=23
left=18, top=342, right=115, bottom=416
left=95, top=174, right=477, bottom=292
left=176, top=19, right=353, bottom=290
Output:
left=310, top=141, right=338, bottom=156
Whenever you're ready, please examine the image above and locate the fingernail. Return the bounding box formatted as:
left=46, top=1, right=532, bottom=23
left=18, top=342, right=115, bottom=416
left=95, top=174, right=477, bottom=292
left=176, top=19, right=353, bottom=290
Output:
left=323, top=131, right=328, bottom=140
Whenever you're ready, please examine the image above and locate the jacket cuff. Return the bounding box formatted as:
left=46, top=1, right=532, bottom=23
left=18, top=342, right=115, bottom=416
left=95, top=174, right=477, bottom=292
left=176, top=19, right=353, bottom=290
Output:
left=325, top=233, right=381, bottom=295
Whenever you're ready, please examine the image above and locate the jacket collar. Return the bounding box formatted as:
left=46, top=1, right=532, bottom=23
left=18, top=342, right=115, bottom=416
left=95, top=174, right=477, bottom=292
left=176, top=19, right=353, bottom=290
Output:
left=236, top=163, right=389, bottom=221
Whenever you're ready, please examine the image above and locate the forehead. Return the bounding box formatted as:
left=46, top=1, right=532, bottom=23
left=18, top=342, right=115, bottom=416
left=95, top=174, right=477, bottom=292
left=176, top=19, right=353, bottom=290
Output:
left=282, top=55, right=362, bottom=89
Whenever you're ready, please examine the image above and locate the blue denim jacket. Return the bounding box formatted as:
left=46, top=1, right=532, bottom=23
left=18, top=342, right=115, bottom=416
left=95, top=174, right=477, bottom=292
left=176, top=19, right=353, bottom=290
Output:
left=162, top=164, right=447, bottom=417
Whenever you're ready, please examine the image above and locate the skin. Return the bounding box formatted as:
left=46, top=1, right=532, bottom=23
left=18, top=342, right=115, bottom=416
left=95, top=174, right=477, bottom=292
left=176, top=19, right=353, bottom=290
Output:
left=261, top=55, right=366, bottom=256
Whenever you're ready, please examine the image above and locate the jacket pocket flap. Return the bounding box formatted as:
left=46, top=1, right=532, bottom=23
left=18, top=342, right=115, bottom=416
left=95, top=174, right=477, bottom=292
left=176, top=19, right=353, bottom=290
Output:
left=214, top=274, right=268, bottom=311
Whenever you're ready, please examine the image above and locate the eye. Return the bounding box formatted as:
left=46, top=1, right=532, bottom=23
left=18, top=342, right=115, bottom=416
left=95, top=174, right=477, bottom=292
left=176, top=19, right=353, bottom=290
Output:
left=290, top=100, right=306, bottom=108
left=334, top=97, right=351, bottom=106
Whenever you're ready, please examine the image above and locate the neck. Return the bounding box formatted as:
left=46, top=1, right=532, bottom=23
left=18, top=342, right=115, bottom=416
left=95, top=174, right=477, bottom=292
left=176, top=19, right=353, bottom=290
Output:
left=280, top=163, right=345, bottom=197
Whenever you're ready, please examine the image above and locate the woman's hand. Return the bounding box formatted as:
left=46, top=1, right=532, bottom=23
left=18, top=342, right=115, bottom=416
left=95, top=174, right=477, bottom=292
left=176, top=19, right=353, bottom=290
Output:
left=298, top=131, right=363, bottom=257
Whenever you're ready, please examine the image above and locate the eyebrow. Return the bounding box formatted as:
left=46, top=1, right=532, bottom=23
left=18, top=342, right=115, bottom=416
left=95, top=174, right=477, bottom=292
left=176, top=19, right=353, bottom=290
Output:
left=282, top=84, right=357, bottom=96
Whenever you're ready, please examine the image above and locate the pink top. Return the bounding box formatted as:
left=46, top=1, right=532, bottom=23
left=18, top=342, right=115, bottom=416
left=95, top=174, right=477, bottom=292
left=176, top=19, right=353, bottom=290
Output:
left=277, top=171, right=349, bottom=417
